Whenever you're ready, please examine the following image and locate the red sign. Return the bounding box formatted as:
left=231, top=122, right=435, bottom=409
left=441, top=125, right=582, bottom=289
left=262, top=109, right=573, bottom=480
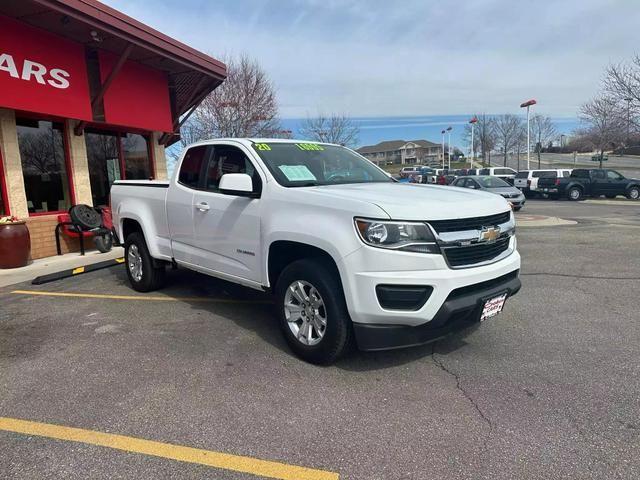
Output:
left=0, top=15, right=92, bottom=121
left=99, top=52, right=173, bottom=133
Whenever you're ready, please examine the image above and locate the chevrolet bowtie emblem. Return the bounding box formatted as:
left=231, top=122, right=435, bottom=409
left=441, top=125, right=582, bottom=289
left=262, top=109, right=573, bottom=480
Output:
left=479, top=226, right=500, bottom=242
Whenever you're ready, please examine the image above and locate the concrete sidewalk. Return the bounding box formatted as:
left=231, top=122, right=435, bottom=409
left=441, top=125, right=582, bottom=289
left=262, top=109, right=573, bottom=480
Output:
left=0, top=247, right=124, bottom=288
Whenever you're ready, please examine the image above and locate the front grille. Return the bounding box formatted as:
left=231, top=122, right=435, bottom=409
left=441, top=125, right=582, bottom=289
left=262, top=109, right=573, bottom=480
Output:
left=428, top=211, right=510, bottom=233
left=443, top=236, right=511, bottom=267
left=501, top=193, right=520, bottom=199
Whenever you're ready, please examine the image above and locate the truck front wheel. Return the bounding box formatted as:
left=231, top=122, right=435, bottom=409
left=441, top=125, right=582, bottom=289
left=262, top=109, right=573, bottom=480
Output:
left=275, top=259, right=352, bottom=364
left=124, top=232, right=166, bottom=292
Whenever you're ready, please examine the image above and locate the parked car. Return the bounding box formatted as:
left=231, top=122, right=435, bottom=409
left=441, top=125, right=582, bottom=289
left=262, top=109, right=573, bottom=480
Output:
left=452, top=175, right=526, bottom=210
left=514, top=169, right=572, bottom=197
left=478, top=167, right=518, bottom=185
left=417, top=167, right=436, bottom=184
left=111, top=139, right=521, bottom=364
left=399, top=166, right=421, bottom=178
left=537, top=168, right=640, bottom=201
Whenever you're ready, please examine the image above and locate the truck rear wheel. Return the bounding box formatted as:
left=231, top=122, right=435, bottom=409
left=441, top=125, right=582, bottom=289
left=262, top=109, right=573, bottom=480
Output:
left=275, top=259, right=352, bottom=364
left=568, top=187, right=583, bottom=201
left=124, top=232, right=165, bottom=292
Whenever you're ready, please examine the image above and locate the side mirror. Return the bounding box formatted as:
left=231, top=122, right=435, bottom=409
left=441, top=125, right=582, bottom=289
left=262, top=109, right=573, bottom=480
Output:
left=219, top=173, right=258, bottom=197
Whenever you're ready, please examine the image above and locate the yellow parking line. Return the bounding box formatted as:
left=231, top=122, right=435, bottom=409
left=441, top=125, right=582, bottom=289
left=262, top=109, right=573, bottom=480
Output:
left=11, top=290, right=272, bottom=304
left=0, top=417, right=338, bottom=480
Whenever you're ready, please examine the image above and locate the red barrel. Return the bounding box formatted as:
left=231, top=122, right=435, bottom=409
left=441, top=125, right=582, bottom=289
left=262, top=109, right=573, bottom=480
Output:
left=0, top=221, right=31, bottom=269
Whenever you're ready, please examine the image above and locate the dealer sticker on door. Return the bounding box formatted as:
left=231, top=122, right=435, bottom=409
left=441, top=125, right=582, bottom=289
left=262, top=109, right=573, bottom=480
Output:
left=481, top=293, right=508, bottom=321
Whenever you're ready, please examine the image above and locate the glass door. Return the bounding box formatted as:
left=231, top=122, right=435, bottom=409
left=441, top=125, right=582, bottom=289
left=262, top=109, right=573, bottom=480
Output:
left=85, top=132, right=121, bottom=206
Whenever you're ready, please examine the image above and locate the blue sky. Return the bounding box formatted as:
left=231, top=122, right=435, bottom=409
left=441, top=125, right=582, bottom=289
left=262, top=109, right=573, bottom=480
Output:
left=103, top=0, right=640, bottom=118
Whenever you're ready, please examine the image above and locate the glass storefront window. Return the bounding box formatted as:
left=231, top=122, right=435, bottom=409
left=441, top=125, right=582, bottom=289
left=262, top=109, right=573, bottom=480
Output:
left=17, top=118, right=71, bottom=214
left=85, top=132, right=120, bottom=207
left=122, top=133, right=151, bottom=180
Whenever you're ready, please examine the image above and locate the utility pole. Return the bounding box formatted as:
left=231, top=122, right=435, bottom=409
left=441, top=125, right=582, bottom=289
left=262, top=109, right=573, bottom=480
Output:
left=625, top=97, right=633, bottom=147
left=441, top=130, right=445, bottom=168
left=469, top=117, right=478, bottom=169
left=520, top=99, right=537, bottom=170
left=446, top=126, right=452, bottom=169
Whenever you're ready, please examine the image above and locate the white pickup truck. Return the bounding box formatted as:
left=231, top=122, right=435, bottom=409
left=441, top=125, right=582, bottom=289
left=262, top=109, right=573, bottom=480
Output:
left=111, top=139, right=521, bottom=364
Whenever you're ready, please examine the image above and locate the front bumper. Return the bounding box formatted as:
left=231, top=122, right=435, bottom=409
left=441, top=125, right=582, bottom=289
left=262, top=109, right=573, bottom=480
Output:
left=353, top=269, right=520, bottom=350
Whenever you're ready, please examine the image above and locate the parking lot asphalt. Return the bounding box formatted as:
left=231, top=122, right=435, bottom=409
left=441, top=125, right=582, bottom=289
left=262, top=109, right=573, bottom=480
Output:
left=1, top=199, right=640, bottom=479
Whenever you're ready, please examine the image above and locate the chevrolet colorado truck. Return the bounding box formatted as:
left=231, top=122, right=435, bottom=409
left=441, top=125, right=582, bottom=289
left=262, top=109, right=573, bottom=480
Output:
left=537, top=168, right=640, bottom=201
left=111, top=139, right=521, bottom=364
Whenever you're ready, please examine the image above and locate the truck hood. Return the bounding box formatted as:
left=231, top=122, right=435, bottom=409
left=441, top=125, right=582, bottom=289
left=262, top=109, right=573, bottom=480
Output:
left=300, top=182, right=510, bottom=220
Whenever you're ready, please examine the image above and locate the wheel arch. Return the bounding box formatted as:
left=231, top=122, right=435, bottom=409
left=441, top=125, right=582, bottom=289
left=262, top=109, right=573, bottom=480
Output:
left=267, top=241, right=344, bottom=291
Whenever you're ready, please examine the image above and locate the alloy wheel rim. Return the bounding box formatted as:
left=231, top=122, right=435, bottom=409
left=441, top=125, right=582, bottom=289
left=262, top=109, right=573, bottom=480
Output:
left=570, top=189, right=580, bottom=199
left=631, top=189, right=639, bottom=199
left=128, top=244, right=143, bottom=282
left=284, top=280, right=327, bottom=346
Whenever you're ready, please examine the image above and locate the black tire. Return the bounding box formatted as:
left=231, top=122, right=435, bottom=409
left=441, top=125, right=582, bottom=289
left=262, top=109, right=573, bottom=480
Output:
left=94, top=232, right=113, bottom=253
left=124, top=232, right=165, bottom=292
left=69, top=204, right=102, bottom=230
left=627, top=186, right=640, bottom=200
left=275, top=259, right=352, bottom=365
left=568, top=186, right=583, bottom=201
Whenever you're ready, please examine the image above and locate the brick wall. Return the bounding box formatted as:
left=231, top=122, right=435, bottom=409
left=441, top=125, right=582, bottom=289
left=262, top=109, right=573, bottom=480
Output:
left=25, top=215, right=83, bottom=260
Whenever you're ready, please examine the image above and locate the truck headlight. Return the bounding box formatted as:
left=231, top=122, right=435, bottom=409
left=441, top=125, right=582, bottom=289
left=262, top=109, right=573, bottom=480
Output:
left=355, top=219, right=439, bottom=253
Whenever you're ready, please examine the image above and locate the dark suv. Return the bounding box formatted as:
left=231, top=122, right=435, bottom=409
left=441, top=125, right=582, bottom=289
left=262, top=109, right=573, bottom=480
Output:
left=537, top=168, right=640, bottom=201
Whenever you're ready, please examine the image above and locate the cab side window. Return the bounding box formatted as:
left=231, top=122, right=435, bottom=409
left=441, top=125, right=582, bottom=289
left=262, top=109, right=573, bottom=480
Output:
left=178, top=146, right=209, bottom=189
left=606, top=170, right=624, bottom=180
left=204, top=146, right=261, bottom=193
left=592, top=170, right=606, bottom=180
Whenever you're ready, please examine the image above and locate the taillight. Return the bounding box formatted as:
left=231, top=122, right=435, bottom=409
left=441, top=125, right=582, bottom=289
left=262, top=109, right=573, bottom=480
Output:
left=554, top=178, right=560, bottom=186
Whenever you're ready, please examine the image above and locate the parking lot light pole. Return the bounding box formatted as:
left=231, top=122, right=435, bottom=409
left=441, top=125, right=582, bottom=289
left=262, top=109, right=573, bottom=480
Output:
left=625, top=97, right=633, bottom=147
left=520, top=99, right=537, bottom=170
left=446, top=126, right=452, bottom=169
left=469, top=117, right=478, bottom=169
left=440, top=130, right=446, bottom=168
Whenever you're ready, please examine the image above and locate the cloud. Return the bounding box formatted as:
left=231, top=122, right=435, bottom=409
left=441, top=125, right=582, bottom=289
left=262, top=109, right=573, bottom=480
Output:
left=102, top=0, right=640, bottom=117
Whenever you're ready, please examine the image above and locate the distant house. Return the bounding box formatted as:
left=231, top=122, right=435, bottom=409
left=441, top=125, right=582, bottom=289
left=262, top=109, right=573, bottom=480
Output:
left=357, top=140, right=442, bottom=165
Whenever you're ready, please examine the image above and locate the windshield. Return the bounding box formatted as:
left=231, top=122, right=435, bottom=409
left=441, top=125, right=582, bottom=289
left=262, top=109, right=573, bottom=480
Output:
left=251, top=142, right=392, bottom=187
left=476, top=176, right=510, bottom=188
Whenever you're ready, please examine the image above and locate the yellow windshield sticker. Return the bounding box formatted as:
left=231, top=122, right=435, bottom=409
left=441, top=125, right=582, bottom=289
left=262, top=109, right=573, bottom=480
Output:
left=254, top=143, right=271, bottom=151
left=295, top=143, right=324, bottom=151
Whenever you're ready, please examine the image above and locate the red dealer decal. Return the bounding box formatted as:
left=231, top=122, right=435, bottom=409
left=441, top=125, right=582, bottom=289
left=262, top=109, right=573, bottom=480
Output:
left=99, top=51, right=173, bottom=133
left=0, top=15, right=92, bottom=121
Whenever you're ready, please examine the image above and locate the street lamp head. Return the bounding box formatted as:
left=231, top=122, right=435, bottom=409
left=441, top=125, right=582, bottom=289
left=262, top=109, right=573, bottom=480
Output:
left=446, top=126, right=452, bottom=131
left=469, top=117, right=478, bottom=124
left=441, top=130, right=446, bottom=134
left=520, top=99, right=537, bottom=108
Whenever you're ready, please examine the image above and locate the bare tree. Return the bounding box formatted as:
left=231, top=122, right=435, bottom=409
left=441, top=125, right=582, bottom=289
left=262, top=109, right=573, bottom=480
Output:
left=493, top=114, right=523, bottom=166
left=530, top=114, right=558, bottom=168
left=579, top=95, right=625, bottom=167
left=604, top=56, right=640, bottom=142
left=300, top=113, right=359, bottom=147
left=463, top=113, right=496, bottom=166
left=513, top=124, right=527, bottom=171
left=178, top=54, right=283, bottom=147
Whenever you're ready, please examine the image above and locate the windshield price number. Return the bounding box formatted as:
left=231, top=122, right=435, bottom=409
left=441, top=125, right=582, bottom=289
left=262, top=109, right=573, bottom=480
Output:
left=254, top=143, right=272, bottom=151
left=296, top=143, right=324, bottom=151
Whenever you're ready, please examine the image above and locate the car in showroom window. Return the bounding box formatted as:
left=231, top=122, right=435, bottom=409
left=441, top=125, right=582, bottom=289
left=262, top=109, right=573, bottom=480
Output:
left=251, top=142, right=392, bottom=187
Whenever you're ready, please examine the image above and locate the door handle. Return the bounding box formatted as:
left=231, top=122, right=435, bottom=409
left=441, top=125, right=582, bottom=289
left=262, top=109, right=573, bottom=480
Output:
left=194, top=202, right=210, bottom=212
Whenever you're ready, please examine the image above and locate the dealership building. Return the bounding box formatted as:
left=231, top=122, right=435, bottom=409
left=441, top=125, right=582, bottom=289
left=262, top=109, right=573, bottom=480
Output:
left=0, top=0, right=226, bottom=259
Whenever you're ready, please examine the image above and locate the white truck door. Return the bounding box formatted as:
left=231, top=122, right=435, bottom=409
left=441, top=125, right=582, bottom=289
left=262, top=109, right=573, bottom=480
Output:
left=190, top=144, right=263, bottom=284
left=166, top=145, right=209, bottom=264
